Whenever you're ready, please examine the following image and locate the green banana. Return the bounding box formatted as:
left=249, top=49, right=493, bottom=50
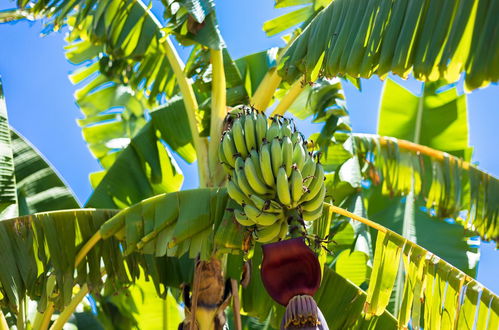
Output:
left=276, top=167, right=292, bottom=207
left=249, top=149, right=266, bottom=183
left=281, top=118, right=293, bottom=137
left=254, top=222, right=282, bottom=243
left=301, top=185, right=325, bottom=212
left=302, top=164, right=325, bottom=202
left=259, top=142, right=275, bottom=187
left=292, top=142, right=306, bottom=170
left=244, top=157, right=269, bottom=195
left=266, top=119, right=281, bottom=141
left=222, top=132, right=237, bottom=167
left=244, top=204, right=280, bottom=226
left=302, top=204, right=323, bottom=222
left=270, top=138, right=283, bottom=177
left=244, top=112, right=257, bottom=151
left=291, top=131, right=304, bottom=145
left=290, top=168, right=305, bottom=206
left=227, top=179, right=251, bottom=206
left=301, top=157, right=316, bottom=181
left=249, top=194, right=283, bottom=214
left=234, top=164, right=256, bottom=198
left=234, top=208, right=255, bottom=226
left=255, top=112, right=268, bottom=149
left=282, top=136, right=294, bottom=176
left=278, top=221, right=288, bottom=240
left=232, top=119, right=248, bottom=157
left=218, top=141, right=232, bottom=173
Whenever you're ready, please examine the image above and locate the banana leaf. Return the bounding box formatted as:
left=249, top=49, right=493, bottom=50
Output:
left=278, top=0, right=499, bottom=91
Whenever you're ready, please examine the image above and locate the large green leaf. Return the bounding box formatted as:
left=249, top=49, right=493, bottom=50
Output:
left=0, top=80, right=18, bottom=220
left=161, top=0, right=224, bottom=50
left=0, top=209, right=119, bottom=314
left=84, top=96, right=201, bottom=209
left=85, top=121, right=184, bottom=209
left=378, top=79, right=470, bottom=158
left=355, top=133, right=499, bottom=244
left=278, top=0, right=499, bottom=90
left=11, top=129, right=80, bottom=215
left=353, top=79, right=498, bottom=243
left=263, top=0, right=332, bottom=36
left=364, top=229, right=499, bottom=330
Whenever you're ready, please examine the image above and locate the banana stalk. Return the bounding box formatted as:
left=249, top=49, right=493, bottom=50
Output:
left=163, top=36, right=210, bottom=187
left=208, top=49, right=227, bottom=186
left=49, top=284, right=90, bottom=330
left=0, top=310, right=7, bottom=330
left=271, top=78, right=305, bottom=116
left=251, top=68, right=282, bottom=111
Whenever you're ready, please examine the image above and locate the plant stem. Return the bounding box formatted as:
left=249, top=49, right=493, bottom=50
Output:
left=0, top=309, right=8, bottom=330
left=38, top=303, right=54, bottom=330
left=208, top=49, right=227, bottom=186
left=230, top=279, right=242, bottom=330
left=162, top=36, right=210, bottom=187
left=287, top=208, right=305, bottom=238
left=49, top=284, right=89, bottom=330
left=251, top=68, right=282, bottom=111
left=354, top=134, right=473, bottom=171
left=271, top=78, right=305, bottom=116
left=75, top=232, right=102, bottom=268
left=327, top=204, right=388, bottom=234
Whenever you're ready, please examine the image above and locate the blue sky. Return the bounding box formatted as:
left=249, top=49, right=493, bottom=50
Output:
left=0, top=0, right=497, bottom=292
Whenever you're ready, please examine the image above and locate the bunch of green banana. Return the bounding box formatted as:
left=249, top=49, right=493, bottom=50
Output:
left=219, top=106, right=326, bottom=244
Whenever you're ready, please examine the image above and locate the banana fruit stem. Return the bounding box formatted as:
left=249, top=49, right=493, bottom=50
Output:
left=251, top=68, right=282, bottom=111
left=286, top=208, right=305, bottom=238
left=271, top=78, right=305, bottom=117
left=208, top=49, right=227, bottom=186
left=163, top=36, right=210, bottom=187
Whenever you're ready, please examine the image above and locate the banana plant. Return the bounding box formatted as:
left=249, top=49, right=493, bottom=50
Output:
left=0, top=0, right=498, bottom=329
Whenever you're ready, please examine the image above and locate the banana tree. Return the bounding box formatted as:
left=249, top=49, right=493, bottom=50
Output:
left=0, top=0, right=498, bottom=329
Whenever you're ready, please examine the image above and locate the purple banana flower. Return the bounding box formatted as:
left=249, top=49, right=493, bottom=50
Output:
left=261, top=238, right=329, bottom=329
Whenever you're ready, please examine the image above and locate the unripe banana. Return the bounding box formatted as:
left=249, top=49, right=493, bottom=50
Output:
left=292, top=142, right=306, bottom=170
left=255, top=112, right=268, bottom=149
left=301, top=185, right=325, bottom=212
left=254, top=222, right=282, bottom=243
left=281, top=136, right=294, bottom=176
left=266, top=119, right=281, bottom=141
left=291, top=131, right=304, bottom=145
left=244, top=157, right=269, bottom=195
left=301, top=157, right=316, bottom=181
left=244, top=112, right=257, bottom=151
left=270, top=138, right=283, bottom=177
left=218, top=141, right=232, bottom=173
left=290, top=168, right=305, bottom=206
left=249, top=149, right=265, bottom=183
left=232, top=120, right=248, bottom=157
left=302, top=164, right=324, bottom=202
left=222, top=133, right=237, bottom=167
left=249, top=194, right=283, bottom=214
left=278, top=221, right=288, bottom=240
left=302, top=204, right=323, bottom=222
left=244, top=204, right=280, bottom=226
left=259, top=143, right=275, bottom=187
left=281, top=118, right=293, bottom=138
left=227, top=179, right=251, bottom=206
left=234, top=164, right=256, bottom=198
left=234, top=208, right=256, bottom=226
left=276, top=167, right=292, bottom=207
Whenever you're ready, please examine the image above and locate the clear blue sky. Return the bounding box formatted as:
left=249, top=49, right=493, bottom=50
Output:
left=0, top=0, right=497, bottom=292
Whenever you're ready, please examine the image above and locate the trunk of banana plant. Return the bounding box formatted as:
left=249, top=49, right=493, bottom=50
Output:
left=183, top=259, right=229, bottom=330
